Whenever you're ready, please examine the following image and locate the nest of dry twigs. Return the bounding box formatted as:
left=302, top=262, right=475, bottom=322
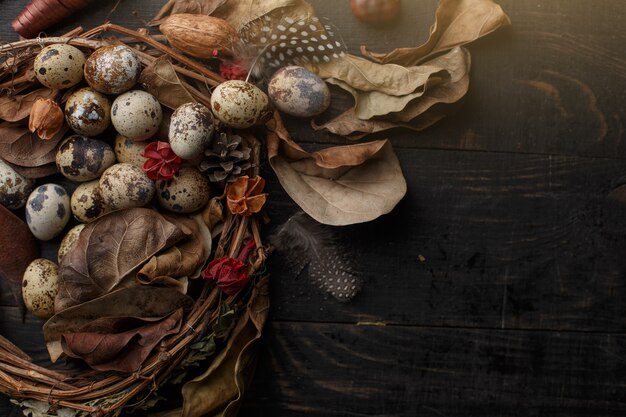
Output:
left=0, top=24, right=269, bottom=417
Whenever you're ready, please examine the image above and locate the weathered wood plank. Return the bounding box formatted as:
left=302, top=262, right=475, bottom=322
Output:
left=2, top=311, right=626, bottom=417
left=241, top=322, right=626, bottom=417
left=1, top=0, right=624, bottom=159
left=262, top=148, right=626, bottom=332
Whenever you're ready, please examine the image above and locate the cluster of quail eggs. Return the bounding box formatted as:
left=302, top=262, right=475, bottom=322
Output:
left=7, top=43, right=213, bottom=319
left=5, top=39, right=334, bottom=320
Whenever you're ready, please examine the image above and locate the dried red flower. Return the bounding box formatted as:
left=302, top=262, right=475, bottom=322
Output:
left=226, top=175, right=267, bottom=216
left=219, top=60, right=248, bottom=81
left=141, top=141, right=182, bottom=181
left=201, top=240, right=256, bottom=295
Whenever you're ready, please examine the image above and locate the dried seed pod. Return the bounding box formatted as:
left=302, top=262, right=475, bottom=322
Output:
left=160, top=14, right=240, bottom=58
left=12, top=0, right=94, bottom=39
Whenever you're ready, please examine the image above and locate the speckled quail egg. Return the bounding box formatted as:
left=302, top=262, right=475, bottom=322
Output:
left=168, top=103, right=214, bottom=160
left=268, top=66, right=331, bottom=118
left=99, top=163, right=155, bottom=210
left=156, top=167, right=210, bottom=213
left=84, top=45, right=141, bottom=95
left=58, top=224, right=85, bottom=263
left=56, top=135, right=116, bottom=182
left=22, top=258, right=59, bottom=319
left=0, top=159, right=35, bottom=209
left=70, top=180, right=110, bottom=223
left=65, top=88, right=111, bottom=136
left=111, top=90, right=163, bottom=141
left=34, top=44, right=85, bottom=89
left=114, top=134, right=148, bottom=168
left=210, top=80, right=272, bottom=129
left=25, top=184, right=71, bottom=241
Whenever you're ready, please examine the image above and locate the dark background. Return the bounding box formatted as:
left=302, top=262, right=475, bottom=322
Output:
left=2, top=0, right=626, bottom=416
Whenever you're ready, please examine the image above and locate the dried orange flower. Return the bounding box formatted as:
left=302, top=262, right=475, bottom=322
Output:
left=28, top=98, right=64, bottom=140
left=226, top=175, right=267, bottom=216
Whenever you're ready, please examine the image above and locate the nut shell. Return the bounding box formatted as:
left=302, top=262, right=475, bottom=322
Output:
left=84, top=45, right=141, bottom=95
left=34, top=44, right=85, bottom=89
left=351, top=0, right=400, bottom=23
left=99, top=163, right=155, bottom=210
left=160, top=14, right=239, bottom=58
left=56, top=135, right=116, bottom=182
left=65, top=88, right=111, bottom=136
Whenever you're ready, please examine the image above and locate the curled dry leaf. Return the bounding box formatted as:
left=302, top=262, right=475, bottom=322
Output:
left=0, top=88, right=56, bottom=122
left=44, top=286, right=193, bottom=363
left=56, top=208, right=189, bottom=312
left=361, top=0, right=512, bottom=66
left=0, top=123, right=66, bottom=167
left=313, top=47, right=471, bottom=139
left=267, top=113, right=406, bottom=226
left=150, top=0, right=228, bottom=25
left=0, top=204, right=38, bottom=307
left=137, top=214, right=213, bottom=287
left=139, top=55, right=196, bottom=110
left=179, top=276, right=269, bottom=417
left=62, top=308, right=184, bottom=373
left=7, top=161, right=59, bottom=179
left=212, top=0, right=314, bottom=30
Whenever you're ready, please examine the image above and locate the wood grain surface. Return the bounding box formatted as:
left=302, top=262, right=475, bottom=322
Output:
left=1, top=0, right=625, bottom=416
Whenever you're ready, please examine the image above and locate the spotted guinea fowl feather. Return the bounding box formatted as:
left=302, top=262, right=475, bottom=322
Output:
left=269, top=212, right=361, bottom=302
left=236, top=12, right=347, bottom=79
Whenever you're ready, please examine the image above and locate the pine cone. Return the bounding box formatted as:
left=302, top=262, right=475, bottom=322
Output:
left=198, top=131, right=252, bottom=183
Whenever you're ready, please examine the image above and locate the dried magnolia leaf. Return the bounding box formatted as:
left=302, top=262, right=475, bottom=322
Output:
left=62, top=308, right=184, bottom=372
left=44, top=286, right=193, bottom=363
left=0, top=88, right=56, bottom=122
left=267, top=113, right=407, bottom=226
left=150, top=0, right=228, bottom=25
left=314, top=47, right=471, bottom=138
left=180, top=277, right=269, bottom=417
left=0, top=123, right=66, bottom=167
left=56, top=208, right=189, bottom=312
left=361, top=0, right=511, bottom=66
left=7, top=161, right=59, bottom=179
left=212, top=0, right=312, bottom=30
left=137, top=214, right=212, bottom=286
left=0, top=204, right=38, bottom=307
left=140, top=55, right=196, bottom=110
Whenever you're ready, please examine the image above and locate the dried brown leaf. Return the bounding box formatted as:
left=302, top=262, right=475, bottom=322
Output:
left=150, top=0, right=228, bottom=25
left=137, top=214, right=212, bottom=286
left=44, top=286, right=193, bottom=363
left=267, top=113, right=406, bottom=226
left=56, top=208, right=189, bottom=312
left=139, top=55, right=196, bottom=110
left=0, top=123, right=66, bottom=167
left=313, top=47, right=471, bottom=138
left=361, top=0, right=511, bottom=66
left=180, top=276, right=269, bottom=417
left=7, top=161, right=59, bottom=179
left=0, top=204, right=38, bottom=306
left=62, top=308, right=184, bottom=372
left=0, top=88, right=56, bottom=122
left=212, top=0, right=313, bottom=30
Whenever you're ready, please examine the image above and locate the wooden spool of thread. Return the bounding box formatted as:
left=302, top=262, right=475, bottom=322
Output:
left=12, top=0, right=93, bottom=38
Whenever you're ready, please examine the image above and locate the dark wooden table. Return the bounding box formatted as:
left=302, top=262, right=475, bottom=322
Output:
left=2, top=1, right=626, bottom=416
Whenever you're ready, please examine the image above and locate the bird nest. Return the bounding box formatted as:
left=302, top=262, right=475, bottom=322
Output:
left=0, top=24, right=270, bottom=417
